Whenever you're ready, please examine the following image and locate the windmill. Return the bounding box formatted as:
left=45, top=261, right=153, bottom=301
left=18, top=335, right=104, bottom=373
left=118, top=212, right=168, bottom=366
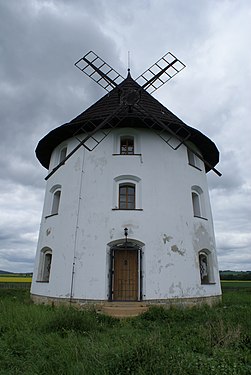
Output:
left=46, top=50, right=221, bottom=180
left=32, top=50, right=222, bottom=312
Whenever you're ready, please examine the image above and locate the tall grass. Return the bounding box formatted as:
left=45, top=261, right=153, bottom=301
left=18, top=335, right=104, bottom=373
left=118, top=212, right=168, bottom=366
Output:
left=0, top=289, right=250, bottom=374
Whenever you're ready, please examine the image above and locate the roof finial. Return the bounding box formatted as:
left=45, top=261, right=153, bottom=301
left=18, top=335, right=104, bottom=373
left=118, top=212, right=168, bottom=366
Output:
left=127, top=50, right=131, bottom=77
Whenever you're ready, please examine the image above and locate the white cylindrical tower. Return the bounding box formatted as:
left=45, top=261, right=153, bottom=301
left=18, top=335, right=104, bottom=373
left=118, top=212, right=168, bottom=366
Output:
left=31, top=75, right=221, bottom=307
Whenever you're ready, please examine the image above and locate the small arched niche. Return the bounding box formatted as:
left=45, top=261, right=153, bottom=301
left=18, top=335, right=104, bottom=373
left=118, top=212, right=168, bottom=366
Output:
left=199, top=249, right=214, bottom=284
left=37, top=247, right=52, bottom=282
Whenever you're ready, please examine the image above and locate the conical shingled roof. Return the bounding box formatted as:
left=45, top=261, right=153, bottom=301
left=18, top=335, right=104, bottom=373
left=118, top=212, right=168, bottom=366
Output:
left=36, top=75, right=219, bottom=171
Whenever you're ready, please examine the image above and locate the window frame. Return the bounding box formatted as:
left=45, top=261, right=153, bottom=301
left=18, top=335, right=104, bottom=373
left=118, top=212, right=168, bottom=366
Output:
left=59, top=146, right=67, bottom=164
left=113, top=130, right=141, bottom=156
left=186, top=143, right=202, bottom=171
left=118, top=183, right=136, bottom=210
left=45, top=185, right=62, bottom=218
left=113, top=175, right=142, bottom=210
left=37, top=247, right=52, bottom=282
left=192, top=191, right=201, bottom=217
left=199, top=250, right=214, bottom=285
left=49, top=143, right=68, bottom=171
left=51, top=189, right=61, bottom=215
left=191, top=185, right=207, bottom=220
left=120, top=136, right=134, bottom=155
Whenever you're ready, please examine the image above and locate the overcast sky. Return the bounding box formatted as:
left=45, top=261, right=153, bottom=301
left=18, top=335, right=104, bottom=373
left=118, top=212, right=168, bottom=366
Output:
left=0, top=0, right=250, bottom=273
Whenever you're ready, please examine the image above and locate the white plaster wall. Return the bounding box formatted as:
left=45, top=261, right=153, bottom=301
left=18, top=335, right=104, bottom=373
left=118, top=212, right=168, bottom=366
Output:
left=31, top=128, right=221, bottom=300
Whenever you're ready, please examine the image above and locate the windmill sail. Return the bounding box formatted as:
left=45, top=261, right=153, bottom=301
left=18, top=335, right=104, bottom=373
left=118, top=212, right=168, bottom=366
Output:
left=75, top=51, right=124, bottom=92
left=136, top=52, right=186, bottom=93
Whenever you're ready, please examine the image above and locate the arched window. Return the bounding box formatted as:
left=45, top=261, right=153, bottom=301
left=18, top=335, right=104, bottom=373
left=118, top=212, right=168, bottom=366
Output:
left=120, top=136, right=134, bottom=155
left=46, top=185, right=62, bottom=218
left=59, top=146, right=67, bottom=163
left=113, top=175, right=142, bottom=210
left=51, top=190, right=61, bottom=215
left=191, top=186, right=205, bottom=218
left=192, top=191, right=201, bottom=217
left=38, top=247, right=52, bottom=282
left=199, top=250, right=213, bottom=284
left=119, top=183, right=135, bottom=209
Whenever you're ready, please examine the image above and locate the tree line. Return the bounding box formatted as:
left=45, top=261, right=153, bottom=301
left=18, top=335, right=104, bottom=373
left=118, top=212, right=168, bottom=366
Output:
left=220, top=271, right=251, bottom=280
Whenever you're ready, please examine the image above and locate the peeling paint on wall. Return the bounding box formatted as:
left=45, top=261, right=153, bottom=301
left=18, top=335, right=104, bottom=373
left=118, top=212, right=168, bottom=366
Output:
left=89, top=155, right=108, bottom=174
left=171, top=245, right=186, bottom=256
left=165, top=263, right=174, bottom=268
left=162, top=234, right=186, bottom=257
left=163, top=234, right=173, bottom=244
left=109, top=228, right=115, bottom=239
left=193, top=223, right=215, bottom=253
left=32, top=129, right=221, bottom=302
left=169, top=281, right=184, bottom=297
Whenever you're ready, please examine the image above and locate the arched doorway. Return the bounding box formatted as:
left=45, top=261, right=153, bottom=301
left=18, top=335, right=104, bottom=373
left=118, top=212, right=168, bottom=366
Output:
left=108, top=240, right=143, bottom=301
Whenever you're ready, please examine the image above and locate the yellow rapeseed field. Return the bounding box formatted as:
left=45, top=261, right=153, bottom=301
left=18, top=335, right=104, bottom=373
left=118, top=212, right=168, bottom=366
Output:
left=0, top=276, right=32, bottom=283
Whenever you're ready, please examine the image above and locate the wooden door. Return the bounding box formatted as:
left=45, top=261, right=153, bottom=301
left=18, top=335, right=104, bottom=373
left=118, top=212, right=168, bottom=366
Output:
left=113, top=250, right=138, bottom=301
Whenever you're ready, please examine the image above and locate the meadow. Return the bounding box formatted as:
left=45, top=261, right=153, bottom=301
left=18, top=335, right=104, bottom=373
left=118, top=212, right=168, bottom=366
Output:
left=0, top=284, right=250, bottom=374
left=0, top=273, right=32, bottom=289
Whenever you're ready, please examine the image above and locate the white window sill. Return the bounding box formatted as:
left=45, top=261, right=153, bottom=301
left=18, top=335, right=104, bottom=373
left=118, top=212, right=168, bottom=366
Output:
left=36, top=280, right=50, bottom=283
left=194, top=215, right=208, bottom=221
left=45, top=213, right=58, bottom=219
left=112, top=208, right=143, bottom=211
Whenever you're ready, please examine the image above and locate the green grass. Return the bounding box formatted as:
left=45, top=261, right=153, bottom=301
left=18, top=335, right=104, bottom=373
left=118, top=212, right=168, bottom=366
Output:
left=221, top=280, right=251, bottom=288
left=0, top=288, right=250, bottom=374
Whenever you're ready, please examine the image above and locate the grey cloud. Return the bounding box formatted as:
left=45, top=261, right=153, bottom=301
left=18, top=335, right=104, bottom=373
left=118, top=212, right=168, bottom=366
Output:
left=208, top=150, right=245, bottom=192
left=2, top=253, right=34, bottom=264
left=0, top=0, right=251, bottom=272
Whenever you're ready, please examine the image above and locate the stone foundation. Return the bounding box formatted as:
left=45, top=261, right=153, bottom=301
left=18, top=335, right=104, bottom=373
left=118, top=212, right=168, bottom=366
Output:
left=31, top=293, right=222, bottom=311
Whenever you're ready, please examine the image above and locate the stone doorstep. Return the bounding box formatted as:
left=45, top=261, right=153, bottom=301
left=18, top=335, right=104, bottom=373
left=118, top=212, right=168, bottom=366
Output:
left=97, top=302, right=149, bottom=318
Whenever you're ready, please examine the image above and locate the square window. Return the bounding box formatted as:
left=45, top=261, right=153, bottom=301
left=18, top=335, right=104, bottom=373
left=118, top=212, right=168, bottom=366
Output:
left=120, top=137, right=134, bottom=155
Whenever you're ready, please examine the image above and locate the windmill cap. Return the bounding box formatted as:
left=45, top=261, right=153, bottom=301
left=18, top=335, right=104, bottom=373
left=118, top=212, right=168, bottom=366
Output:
left=36, top=75, right=219, bottom=172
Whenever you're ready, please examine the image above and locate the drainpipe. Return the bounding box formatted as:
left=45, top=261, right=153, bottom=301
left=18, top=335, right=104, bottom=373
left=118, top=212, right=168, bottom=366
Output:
left=70, top=146, right=85, bottom=303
